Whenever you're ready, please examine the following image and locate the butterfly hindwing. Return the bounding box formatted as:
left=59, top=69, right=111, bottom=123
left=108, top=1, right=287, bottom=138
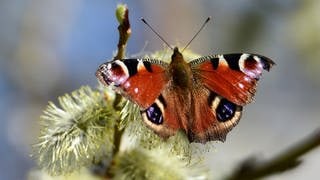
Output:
left=140, top=81, right=244, bottom=143
left=96, top=59, right=169, bottom=108
left=189, top=86, right=243, bottom=142
left=190, top=53, right=275, bottom=106
left=141, top=91, right=187, bottom=139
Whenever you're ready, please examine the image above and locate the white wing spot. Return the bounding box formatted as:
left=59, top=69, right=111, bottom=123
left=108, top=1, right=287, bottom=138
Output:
left=218, top=55, right=228, bottom=66
left=137, top=59, right=145, bottom=71
left=124, top=81, right=131, bottom=89
left=239, top=53, right=250, bottom=72
left=254, top=56, right=264, bottom=69
left=107, top=63, right=112, bottom=70
left=238, top=83, right=244, bottom=89
left=114, top=60, right=130, bottom=78
left=134, top=87, right=139, bottom=94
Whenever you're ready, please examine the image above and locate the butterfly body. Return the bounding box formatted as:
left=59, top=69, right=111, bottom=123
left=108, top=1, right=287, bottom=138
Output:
left=96, top=47, right=274, bottom=143
left=169, top=48, right=193, bottom=89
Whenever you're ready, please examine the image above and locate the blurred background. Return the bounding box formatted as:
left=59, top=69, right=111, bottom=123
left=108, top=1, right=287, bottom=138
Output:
left=1, top=0, right=319, bottom=179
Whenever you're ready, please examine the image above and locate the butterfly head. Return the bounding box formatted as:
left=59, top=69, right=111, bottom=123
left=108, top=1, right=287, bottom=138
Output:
left=171, top=47, right=183, bottom=60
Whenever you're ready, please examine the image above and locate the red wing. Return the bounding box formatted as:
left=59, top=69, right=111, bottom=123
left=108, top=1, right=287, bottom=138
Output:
left=190, top=54, right=274, bottom=106
left=96, top=59, right=169, bottom=108
left=139, top=80, right=244, bottom=143
left=189, top=87, right=243, bottom=143
left=141, top=90, right=187, bottom=139
left=140, top=84, right=243, bottom=143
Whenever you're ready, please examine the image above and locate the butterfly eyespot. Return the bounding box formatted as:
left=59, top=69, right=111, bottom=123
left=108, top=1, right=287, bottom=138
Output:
left=100, top=61, right=130, bottom=86
left=245, top=56, right=259, bottom=70
left=216, top=99, right=237, bottom=122
left=145, top=103, right=163, bottom=125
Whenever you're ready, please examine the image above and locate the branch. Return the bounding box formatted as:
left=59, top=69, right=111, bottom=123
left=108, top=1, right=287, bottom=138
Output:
left=114, top=4, right=131, bottom=61
left=112, top=4, right=131, bottom=111
left=225, top=128, right=320, bottom=180
left=106, top=4, right=131, bottom=177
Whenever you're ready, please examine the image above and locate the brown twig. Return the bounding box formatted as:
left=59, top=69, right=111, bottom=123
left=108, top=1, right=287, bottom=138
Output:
left=104, top=5, right=131, bottom=178
left=112, top=5, right=130, bottom=111
left=225, top=128, right=320, bottom=180
left=112, top=5, right=130, bottom=154
left=113, top=6, right=131, bottom=61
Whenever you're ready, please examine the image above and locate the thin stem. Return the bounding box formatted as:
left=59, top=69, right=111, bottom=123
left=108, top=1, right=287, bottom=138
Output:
left=112, top=7, right=130, bottom=153
left=114, top=8, right=131, bottom=60
left=105, top=5, right=131, bottom=178
left=111, top=6, right=130, bottom=155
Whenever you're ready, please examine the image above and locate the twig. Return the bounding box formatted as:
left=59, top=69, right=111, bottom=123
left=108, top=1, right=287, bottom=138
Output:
left=113, top=6, right=131, bottom=61
left=111, top=5, right=130, bottom=154
left=225, top=128, right=320, bottom=180
left=105, top=5, right=131, bottom=178
left=112, top=5, right=130, bottom=111
left=112, top=4, right=131, bottom=153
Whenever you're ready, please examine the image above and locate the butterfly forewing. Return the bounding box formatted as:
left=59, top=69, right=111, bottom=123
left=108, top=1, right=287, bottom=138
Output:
left=190, top=53, right=275, bottom=106
left=96, top=58, right=169, bottom=108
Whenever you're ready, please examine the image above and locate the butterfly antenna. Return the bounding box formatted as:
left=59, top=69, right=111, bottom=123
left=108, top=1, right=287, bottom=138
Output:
left=141, top=18, right=173, bottom=50
left=182, top=17, right=211, bottom=52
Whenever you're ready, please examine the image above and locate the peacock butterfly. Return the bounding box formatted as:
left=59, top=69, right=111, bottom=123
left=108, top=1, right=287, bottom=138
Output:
left=96, top=19, right=275, bottom=143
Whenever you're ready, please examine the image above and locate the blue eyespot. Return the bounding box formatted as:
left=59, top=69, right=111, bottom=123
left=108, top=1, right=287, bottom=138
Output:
left=216, top=99, right=236, bottom=122
left=146, top=103, right=163, bottom=125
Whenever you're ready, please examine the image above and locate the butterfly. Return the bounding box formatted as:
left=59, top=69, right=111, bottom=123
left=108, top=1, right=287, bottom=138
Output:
left=96, top=46, right=274, bottom=143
